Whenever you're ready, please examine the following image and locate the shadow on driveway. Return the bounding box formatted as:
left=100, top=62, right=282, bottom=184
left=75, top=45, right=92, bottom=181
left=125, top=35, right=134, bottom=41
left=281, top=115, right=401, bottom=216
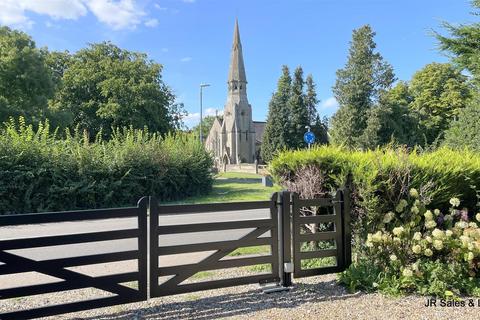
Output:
left=78, top=280, right=362, bottom=320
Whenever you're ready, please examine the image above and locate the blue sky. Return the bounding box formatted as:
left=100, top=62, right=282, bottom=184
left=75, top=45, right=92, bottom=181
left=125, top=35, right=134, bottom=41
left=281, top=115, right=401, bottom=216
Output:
left=0, top=0, right=474, bottom=127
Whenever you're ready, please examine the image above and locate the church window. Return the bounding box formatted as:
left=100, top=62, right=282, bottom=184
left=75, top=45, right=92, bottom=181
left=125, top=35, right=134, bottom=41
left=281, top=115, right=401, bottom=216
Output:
left=234, top=84, right=237, bottom=90
left=240, top=84, right=243, bottom=89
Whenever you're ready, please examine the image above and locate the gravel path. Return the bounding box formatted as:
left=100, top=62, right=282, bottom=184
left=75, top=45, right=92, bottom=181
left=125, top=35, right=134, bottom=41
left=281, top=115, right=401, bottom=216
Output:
left=2, top=273, right=478, bottom=320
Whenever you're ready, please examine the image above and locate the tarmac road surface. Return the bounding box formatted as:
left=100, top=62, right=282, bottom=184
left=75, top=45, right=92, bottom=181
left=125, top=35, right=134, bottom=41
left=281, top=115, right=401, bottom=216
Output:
left=0, top=207, right=272, bottom=290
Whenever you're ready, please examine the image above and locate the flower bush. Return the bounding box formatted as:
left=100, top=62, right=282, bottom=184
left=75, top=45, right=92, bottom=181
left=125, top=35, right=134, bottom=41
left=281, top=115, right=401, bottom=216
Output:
left=340, top=189, right=480, bottom=297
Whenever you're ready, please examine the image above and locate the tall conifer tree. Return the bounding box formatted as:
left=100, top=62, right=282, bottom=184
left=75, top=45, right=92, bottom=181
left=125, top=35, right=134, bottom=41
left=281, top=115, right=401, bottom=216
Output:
left=329, top=25, right=395, bottom=149
left=261, top=66, right=292, bottom=162
left=288, top=66, right=309, bottom=148
left=305, top=74, right=329, bottom=144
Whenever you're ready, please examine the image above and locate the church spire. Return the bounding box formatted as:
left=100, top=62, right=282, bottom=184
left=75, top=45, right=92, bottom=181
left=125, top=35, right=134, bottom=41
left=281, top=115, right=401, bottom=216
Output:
left=228, top=18, right=247, bottom=84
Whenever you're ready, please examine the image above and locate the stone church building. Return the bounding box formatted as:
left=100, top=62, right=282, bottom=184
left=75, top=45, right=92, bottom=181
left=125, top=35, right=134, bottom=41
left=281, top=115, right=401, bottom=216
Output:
left=205, top=20, right=265, bottom=166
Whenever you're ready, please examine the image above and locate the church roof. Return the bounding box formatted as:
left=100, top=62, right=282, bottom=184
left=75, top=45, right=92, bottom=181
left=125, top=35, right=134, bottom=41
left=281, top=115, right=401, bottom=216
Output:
left=228, top=19, right=247, bottom=84
left=253, top=121, right=266, bottom=143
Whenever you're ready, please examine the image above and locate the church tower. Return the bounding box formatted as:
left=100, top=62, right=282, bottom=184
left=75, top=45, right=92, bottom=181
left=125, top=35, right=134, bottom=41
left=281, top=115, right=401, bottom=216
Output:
left=205, top=19, right=256, bottom=165
left=222, top=19, right=256, bottom=164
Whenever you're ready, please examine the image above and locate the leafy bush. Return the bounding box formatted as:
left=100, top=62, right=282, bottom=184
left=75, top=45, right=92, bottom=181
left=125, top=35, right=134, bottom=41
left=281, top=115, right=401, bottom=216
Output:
left=270, top=146, right=480, bottom=296
left=0, top=117, right=213, bottom=214
left=339, top=192, right=480, bottom=297
left=270, top=146, right=480, bottom=238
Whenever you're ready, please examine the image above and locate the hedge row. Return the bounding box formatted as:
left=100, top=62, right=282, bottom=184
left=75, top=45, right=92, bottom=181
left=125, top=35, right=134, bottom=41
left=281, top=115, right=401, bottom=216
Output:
left=0, top=118, right=213, bottom=214
left=270, top=146, right=480, bottom=236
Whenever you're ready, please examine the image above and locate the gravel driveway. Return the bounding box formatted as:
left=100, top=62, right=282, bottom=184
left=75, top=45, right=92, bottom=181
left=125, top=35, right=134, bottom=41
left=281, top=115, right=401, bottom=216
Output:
left=2, top=273, right=477, bottom=320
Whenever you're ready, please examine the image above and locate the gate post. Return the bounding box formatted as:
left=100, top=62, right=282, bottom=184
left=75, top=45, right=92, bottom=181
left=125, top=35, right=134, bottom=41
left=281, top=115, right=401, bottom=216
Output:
left=341, top=174, right=353, bottom=268
left=137, top=196, right=149, bottom=301
left=148, top=196, right=159, bottom=299
left=278, top=191, right=292, bottom=287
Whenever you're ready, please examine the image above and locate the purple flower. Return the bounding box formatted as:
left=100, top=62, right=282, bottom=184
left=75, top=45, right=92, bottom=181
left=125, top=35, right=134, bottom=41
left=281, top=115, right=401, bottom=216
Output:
left=436, top=214, right=444, bottom=226
left=460, top=209, right=469, bottom=222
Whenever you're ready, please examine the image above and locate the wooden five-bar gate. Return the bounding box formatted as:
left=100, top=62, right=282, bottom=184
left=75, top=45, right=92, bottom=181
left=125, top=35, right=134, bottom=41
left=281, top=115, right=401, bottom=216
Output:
left=0, top=186, right=351, bottom=319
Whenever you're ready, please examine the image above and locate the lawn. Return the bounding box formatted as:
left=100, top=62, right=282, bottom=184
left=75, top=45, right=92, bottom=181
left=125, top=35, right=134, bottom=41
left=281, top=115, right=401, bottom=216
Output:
left=166, top=172, right=282, bottom=204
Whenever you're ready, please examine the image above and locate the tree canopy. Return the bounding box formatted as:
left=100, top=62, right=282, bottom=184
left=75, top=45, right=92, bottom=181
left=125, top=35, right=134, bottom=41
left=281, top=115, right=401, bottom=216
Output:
left=261, top=65, right=292, bottom=162
left=0, top=27, right=54, bottom=123
left=329, top=24, right=395, bottom=149
left=408, top=63, right=471, bottom=145
left=51, top=42, right=184, bottom=138
left=436, top=0, right=480, bottom=85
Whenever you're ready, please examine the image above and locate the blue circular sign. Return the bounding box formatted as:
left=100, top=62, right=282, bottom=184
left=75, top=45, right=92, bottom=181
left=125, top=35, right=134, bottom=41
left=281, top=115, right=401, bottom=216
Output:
left=304, top=131, right=315, bottom=144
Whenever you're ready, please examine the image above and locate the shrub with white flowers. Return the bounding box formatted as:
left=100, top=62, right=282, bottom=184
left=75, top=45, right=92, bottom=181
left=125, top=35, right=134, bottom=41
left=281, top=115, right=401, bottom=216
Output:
left=340, top=189, right=480, bottom=298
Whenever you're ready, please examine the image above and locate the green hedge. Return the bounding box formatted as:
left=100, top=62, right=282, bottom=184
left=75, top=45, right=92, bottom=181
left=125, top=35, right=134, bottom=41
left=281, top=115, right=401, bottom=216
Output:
left=270, top=146, right=480, bottom=296
left=270, top=146, right=480, bottom=237
left=0, top=118, right=214, bottom=214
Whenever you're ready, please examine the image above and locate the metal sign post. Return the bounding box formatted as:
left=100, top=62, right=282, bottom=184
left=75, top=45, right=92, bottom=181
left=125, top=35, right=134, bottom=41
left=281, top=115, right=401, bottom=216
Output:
left=304, top=126, right=315, bottom=150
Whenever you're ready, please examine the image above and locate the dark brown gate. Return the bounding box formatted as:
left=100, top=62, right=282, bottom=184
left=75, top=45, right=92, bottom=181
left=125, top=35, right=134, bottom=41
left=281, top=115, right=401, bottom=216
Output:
left=1, top=185, right=352, bottom=319
left=0, top=198, right=149, bottom=320
left=291, top=189, right=350, bottom=278
left=149, top=194, right=281, bottom=297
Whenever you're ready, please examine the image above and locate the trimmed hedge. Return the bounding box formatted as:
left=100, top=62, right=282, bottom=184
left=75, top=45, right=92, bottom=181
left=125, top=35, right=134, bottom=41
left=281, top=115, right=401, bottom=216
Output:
left=270, top=146, right=480, bottom=237
left=0, top=118, right=214, bottom=214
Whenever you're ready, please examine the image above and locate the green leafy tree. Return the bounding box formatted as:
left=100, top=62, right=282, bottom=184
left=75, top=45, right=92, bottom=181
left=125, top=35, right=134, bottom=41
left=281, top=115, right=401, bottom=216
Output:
left=51, top=42, right=184, bottom=138
left=0, top=26, right=54, bottom=123
left=444, top=95, right=480, bottom=151
left=330, top=25, right=395, bottom=149
left=436, top=0, right=480, bottom=85
left=360, top=81, right=419, bottom=148
left=191, top=115, right=221, bottom=140
left=261, top=65, right=291, bottom=162
left=409, top=63, right=471, bottom=145
left=44, top=50, right=71, bottom=91
left=287, top=66, right=309, bottom=148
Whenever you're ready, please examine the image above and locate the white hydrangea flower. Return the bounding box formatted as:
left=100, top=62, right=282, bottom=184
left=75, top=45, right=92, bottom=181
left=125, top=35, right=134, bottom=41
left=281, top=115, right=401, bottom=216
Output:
left=469, top=222, right=478, bottom=229
left=446, top=230, right=453, bottom=237
left=411, top=206, right=420, bottom=215
left=425, top=236, right=433, bottom=243
left=460, top=235, right=470, bottom=247
left=392, top=226, right=404, bottom=236
left=424, top=210, right=433, bottom=221
left=424, top=248, right=433, bottom=257
left=383, top=211, right=395, bottom=224
left=433, top=240, right=443, bottom=250
left=390, top=254, right=398, bottom=261
left=432, top=228, right=444, bottom=239
left=412, top=244, right=422, bottom=254
left=372, top=231, right=383, bottom=242
left=396, top=199, right=409, bottom=213
left=476, top=213, right=480, bottom=223
left=449, top=197, right=461, bottom=208
left=456, top=221, right=468, bottom=229
left=434, top=209, right=441, bottom=216
left=413, top=232, right=422, bottom=241
left=466, top=251, right=474, bottom=261
left=410, top=188, right=419, bottom=198
left=402, top=268, right=413, bottom=277
left=425, top=220, right=437, bottom=229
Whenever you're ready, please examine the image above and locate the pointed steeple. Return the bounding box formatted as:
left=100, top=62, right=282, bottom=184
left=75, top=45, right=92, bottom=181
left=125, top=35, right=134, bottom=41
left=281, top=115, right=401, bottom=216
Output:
left=228, top=19, right=247, bottom=84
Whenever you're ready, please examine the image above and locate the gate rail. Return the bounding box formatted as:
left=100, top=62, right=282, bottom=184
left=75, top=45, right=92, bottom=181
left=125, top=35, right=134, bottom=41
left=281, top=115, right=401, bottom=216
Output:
left=0, top=198, right=148, bottom=320
left=149, top=194, right=280, bottom=297
left=0, top=183, right=352, bottom=319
